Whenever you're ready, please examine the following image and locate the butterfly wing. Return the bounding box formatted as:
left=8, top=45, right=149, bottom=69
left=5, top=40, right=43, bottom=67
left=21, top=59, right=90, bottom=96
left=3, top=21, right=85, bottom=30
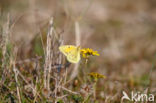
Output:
left=59, top=45, right=76, bottom=56
left=67, top=47, right=80, bottom=63
left=59, top=45, right=80, bottom=63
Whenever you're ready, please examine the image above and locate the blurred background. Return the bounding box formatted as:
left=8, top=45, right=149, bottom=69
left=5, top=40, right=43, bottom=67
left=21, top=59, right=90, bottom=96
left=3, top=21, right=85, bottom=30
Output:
left=0, top=0, right=156, bottom=102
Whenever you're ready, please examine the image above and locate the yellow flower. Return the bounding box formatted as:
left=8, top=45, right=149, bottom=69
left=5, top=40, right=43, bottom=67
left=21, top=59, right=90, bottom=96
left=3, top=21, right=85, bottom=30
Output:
left=88, top=72, right=106, bottom=80
left=80, top=48, right=99, bottom=58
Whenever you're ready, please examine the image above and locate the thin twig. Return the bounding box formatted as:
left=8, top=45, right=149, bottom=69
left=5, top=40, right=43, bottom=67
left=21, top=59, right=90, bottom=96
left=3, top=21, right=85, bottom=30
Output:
left=16, top=68, right=42, bottom=99
left=59, top=86, right=79, bottom=95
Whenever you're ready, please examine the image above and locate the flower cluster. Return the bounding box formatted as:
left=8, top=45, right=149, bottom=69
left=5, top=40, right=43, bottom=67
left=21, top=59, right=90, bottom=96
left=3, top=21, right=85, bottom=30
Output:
left=88, top=72, right=106, bottom=81
left=80, top=48, right=99, bottom=59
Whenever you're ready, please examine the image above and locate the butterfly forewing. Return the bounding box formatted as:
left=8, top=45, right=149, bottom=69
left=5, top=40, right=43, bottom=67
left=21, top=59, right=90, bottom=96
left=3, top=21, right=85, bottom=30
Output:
left=59, top=45, right=76, bottom=56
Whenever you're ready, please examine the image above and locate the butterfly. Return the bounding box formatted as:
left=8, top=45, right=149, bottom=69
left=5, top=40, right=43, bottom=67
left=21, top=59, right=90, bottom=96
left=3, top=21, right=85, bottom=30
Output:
left=59, top=45, right=81, bottom=63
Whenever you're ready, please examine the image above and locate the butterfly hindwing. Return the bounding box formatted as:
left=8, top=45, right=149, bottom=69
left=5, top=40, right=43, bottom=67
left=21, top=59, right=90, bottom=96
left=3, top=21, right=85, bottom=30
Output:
left=67, top=48, right=80, bottom=63
left=59, top=45, right=80, bottom=63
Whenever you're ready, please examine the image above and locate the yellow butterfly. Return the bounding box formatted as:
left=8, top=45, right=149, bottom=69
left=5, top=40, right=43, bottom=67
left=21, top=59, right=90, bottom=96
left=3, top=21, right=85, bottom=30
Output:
left=59, top=45, right=81, bottom=63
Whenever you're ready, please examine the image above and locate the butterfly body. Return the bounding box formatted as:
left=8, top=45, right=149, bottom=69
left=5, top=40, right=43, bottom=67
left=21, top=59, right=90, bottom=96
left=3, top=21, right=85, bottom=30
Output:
left=59, top=45, right=80, bottom=63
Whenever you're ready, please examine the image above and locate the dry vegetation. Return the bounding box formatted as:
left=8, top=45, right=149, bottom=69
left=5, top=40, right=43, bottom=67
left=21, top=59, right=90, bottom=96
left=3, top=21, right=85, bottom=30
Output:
left=0, top=0, right=156, bottom=103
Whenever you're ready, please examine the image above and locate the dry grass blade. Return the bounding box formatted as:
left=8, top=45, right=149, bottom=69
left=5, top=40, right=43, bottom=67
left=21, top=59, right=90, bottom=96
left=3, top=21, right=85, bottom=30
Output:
left=12, top=49, right=22, bottom=103
left=0, top=14, right=11, bottom=85
left=44, top=17, right=54, bottom=91
left=70, top=20, right=81, bottom=80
